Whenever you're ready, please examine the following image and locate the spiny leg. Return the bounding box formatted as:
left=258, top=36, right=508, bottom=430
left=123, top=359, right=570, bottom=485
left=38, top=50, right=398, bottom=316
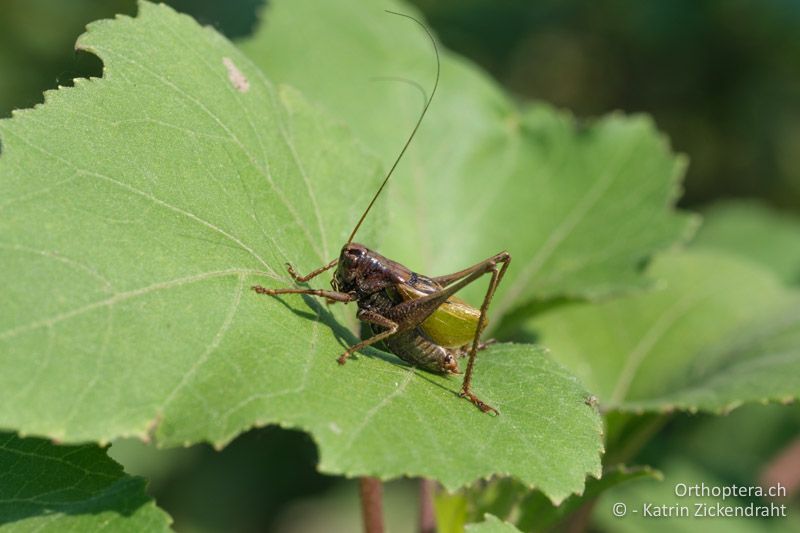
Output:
left=255, top=286, right=399, bottom=364
left=337, top=309, right=399, bottom=365
left=380, top=251, right=510, bottom=414
left=252, top=259, right=395, bottom=362
left=478, top=339, right=497, bottom=351
left=251, top=285, right=354, bottom=304
left=431, top=252, right=509, bottom=287
left=460, top=252, right=511, bottom=415
left=285, top=258, right=338, bottom=282
left=382, top=253, right=508, bottom=326
left=253, top=259, right=341, bottom=303
left=458, top=339, right=496, bottom=357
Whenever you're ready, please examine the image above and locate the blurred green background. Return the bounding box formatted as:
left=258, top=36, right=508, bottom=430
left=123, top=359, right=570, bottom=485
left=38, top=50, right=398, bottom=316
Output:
left=4, top=0, right=800, bottom=211
left=2, top=0, right=799, bottom=531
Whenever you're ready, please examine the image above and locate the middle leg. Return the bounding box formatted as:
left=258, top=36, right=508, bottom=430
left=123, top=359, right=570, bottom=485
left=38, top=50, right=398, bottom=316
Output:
left=337, top=309, right=399, bottom=365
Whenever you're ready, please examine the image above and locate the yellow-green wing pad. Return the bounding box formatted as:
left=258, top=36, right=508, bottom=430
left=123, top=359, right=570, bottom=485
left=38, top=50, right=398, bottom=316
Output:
left=397, top=283, right=484, bottom=349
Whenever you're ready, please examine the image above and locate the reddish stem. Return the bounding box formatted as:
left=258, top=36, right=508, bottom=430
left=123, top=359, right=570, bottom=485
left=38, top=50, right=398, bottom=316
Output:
left=359, top=477, right=384, bottom=533
left=419, top=478, right=436, bottom=533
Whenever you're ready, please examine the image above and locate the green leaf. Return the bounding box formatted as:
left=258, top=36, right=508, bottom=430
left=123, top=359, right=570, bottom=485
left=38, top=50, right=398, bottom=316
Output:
left=0, top=0, right=131, bottom=118
left=0, top=2, right=602, bottom=501
left=624, top=301, right=800, bottom=413
left=242, top=0, right=697, bottom=316
left=515, top=465, right=662, bottom=532
left=670, top=403, right=800, bottom=484
left=435, top=489, right=470, bottom=533
left=0, top=432, right=171, bottom=532
left=692, top=200, right=800, bottom=285
left=465, top=514, right=522, bottom=533
left=437, top=465, right=661, bottom=532
left=437, top=477, right=527, bottom=532
left=523, top=251, right=800, bottom=413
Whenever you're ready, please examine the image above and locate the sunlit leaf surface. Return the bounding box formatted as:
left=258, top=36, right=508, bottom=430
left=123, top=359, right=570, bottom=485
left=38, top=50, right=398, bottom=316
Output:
left=0, top=1, right=602, bottom=500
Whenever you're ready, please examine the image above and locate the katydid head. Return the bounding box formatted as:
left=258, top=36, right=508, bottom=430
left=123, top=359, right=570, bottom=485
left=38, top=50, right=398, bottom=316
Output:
left=331, top=243, right=368, bottom=292
left=332, top=242, right=412, bottom=296
left=343, top=11, right=440, bottom=247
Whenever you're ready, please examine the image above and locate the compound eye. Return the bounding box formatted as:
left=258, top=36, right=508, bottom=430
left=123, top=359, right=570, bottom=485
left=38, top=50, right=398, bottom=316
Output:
left=347, top=247, right=363, bottom=257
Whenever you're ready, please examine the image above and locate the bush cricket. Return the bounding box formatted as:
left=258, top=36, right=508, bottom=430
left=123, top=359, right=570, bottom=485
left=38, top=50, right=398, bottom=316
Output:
left=252, top=11, right=511, bottom=415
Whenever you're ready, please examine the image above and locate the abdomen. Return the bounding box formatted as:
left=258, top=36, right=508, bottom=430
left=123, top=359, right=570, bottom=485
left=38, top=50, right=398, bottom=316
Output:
left=377, top=327, right=458, bottom=374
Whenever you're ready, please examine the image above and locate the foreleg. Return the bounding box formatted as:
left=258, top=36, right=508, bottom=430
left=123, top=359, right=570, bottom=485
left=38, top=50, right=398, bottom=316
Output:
left=251, top=285, right=354, bottom=303
left=285, top=258, right=338, bottom=282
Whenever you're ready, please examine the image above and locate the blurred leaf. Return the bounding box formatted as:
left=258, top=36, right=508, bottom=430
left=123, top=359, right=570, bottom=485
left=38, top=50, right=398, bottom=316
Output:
left=110, top=428, right=338, bottom=533
left=0, top=0, right=132, bottom=117
left=242, top=0, right=696, bottom=317
left=269, top=479, right=418, bottom=533
left=465, top=514, right=522, bottom=533
left=693, top=200, right=800, bottom=285
left=437, top=477, right=526, bottom=531
left=516, top=465, right=662, bottom=532
left=525, top=251, right=800, bottom=413
left=645, top=404, right=800, bottom=487
left=593, top=460, right=799, bottom=533
left=0, top=432, right=171, bottom=532
left=439, top=465, right=661, bottom=532
left=624, top=301, right=800, bottom=413
left=0, top=2, right=602, bottom=500
left=436, top=489, right=470, bottom=533
left=0, top=0, right=263, bottom=118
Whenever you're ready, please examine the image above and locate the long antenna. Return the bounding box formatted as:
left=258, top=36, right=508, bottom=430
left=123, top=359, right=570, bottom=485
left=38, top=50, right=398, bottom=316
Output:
left=346, top=10, right=440, bottom=244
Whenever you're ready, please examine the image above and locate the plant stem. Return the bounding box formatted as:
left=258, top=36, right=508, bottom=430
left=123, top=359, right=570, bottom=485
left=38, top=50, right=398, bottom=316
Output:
left=419, top=478, right=436, bottom=533
left=359, top=477, right=384, bottom=533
